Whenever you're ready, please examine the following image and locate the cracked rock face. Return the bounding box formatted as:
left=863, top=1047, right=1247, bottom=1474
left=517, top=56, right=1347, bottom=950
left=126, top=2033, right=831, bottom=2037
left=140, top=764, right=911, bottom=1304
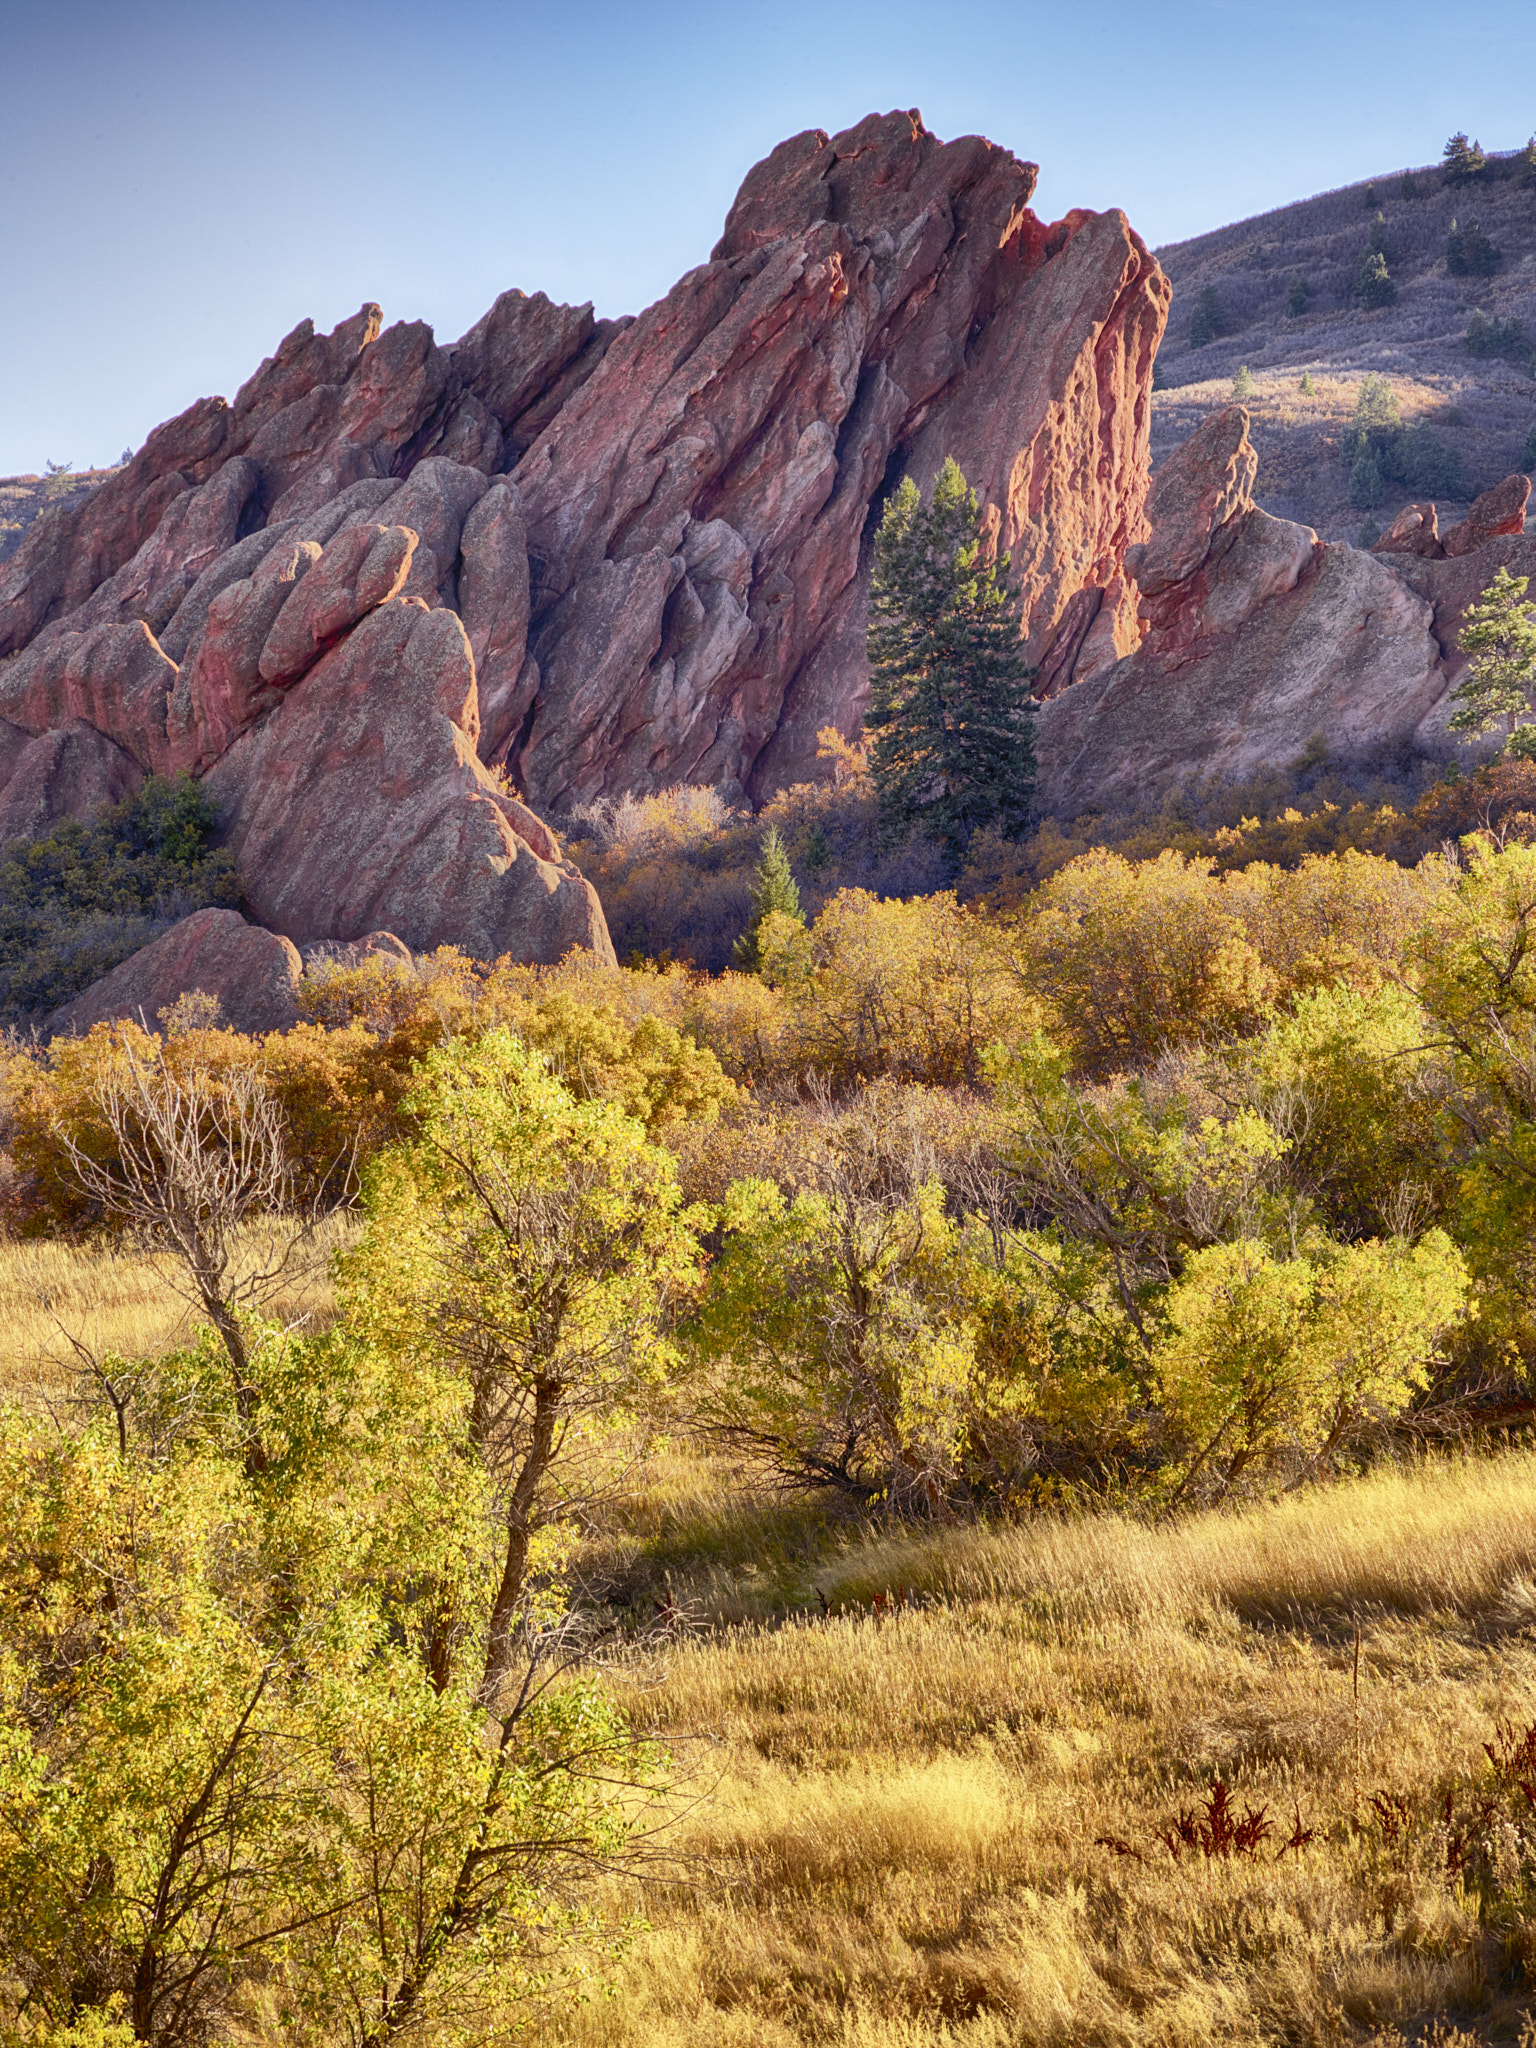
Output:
left=5, top=110, right=1530, bottom=1019
left=0, top=108, right=1169, bottom=923
left=1034, top=407, right=1455, bottom=813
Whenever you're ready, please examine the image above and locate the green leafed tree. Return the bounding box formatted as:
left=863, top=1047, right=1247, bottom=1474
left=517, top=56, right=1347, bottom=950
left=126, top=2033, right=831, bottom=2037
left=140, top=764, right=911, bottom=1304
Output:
left=865, top=457, right=1035, bottom=865
left=734, top=824, right=804, bottom=971
left=1232, top=364, right=1254, bottom=401
left=1447, top=567, right=1536, bottom=754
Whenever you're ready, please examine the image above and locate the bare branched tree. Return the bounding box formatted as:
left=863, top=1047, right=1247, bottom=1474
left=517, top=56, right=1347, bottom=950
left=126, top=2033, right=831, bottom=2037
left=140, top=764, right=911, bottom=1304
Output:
left=52, top=1033, right=334, bottom=1471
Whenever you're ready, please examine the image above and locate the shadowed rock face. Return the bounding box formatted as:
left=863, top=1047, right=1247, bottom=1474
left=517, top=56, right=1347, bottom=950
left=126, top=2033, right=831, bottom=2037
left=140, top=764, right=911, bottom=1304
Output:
left=44, top=908, right=305, bottom=1039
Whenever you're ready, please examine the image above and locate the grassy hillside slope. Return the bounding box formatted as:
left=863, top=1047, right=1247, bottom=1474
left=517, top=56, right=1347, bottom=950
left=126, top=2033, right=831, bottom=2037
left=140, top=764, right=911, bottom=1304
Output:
left=1153, top=143, right=1536, bottom=543
left=1163, top=144, right=1531, bottom=548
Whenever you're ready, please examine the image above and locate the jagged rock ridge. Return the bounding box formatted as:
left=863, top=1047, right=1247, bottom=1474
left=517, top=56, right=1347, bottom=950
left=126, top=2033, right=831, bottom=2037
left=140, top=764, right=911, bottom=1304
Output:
left=0, top=111, right=1169, bottom=1006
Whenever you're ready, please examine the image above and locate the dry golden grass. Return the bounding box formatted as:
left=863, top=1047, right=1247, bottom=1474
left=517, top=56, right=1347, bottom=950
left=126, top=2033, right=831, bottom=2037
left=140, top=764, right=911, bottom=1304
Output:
left=0, top=1216, right=352, bottom=1405
left=559, top=1453, right=1536, bottom=2046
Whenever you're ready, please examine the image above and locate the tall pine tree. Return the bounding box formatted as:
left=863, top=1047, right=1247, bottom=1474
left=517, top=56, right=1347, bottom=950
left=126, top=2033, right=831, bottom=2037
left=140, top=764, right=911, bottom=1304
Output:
left=865, top=457, right=1035, bottom=865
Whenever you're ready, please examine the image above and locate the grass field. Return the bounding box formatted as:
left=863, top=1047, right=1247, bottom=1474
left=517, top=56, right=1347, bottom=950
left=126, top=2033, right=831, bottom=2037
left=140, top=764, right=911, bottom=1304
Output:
left=557, top=1453, right=1536, bottom=2047
left=0, top=1218, right=349, bottom=1405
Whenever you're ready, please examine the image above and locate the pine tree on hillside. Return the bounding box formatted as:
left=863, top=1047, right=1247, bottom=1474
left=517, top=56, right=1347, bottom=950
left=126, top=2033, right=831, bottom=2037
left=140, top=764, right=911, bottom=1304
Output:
left=1446, top=217, right=1501, bottom=279
left=1448, top=568, right=1536, bottom=755
left=1189, top=285, right=1225, bottom=348
left=733, top=826, right=803, bottom=971
left=1520, top=138, right=1536, bottom=189
left=1357, top=251, right=1397, bottom=309
left=866, top=458, right=1036, bottom=866
left=1288, top=275, right=1311, bottom=317
left=1442, top=132, right=1487, bottom=185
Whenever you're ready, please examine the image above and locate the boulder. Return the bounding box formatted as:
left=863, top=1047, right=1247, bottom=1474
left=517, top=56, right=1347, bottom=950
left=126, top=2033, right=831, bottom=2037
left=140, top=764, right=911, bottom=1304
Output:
left=457, top=484, right=533, bottom=762
left=1372, top=502, right=1443, bottom=559
left=1386, top=531, right=1536, bottom=679
left=1036, top=543, right=1443, bottom=813
left=1443, top=474, right=1531, bottom=558
left=0, top=719, right=143, bottom=845
left=203, top=598, right=613, bottom=965
left=167, top=540, right=324, bottom=773
left=44, top=908, right=304, bottom=1039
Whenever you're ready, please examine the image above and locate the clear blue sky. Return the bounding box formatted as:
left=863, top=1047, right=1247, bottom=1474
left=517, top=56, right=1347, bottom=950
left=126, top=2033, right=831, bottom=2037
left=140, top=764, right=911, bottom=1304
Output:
left=4, top=0, right=1533, bottom=476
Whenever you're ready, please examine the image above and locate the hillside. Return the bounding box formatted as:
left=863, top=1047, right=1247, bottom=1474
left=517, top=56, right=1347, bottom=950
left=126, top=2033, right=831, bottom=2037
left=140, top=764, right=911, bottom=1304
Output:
left=0, top=465, right=118, bottom=565
left=1153, top=141, right=1536, bottom=543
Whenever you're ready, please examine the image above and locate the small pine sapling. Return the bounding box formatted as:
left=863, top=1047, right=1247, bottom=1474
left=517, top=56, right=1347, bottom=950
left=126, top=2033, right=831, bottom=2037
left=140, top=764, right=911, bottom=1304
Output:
left=733, top=825, right=804, bottom=971
left=1447, top=567, right=1536, bottom=756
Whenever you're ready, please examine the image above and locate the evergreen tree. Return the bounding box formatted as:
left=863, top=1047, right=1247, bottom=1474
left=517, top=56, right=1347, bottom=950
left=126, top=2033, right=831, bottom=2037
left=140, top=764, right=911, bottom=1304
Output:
left=1288, top=275, right=1311, bottom=317
left=1367, top=212, right=1390, bottom=258
left=1523, top=420, right=1536, bottom=475
left=1447, top=568, right=1536, bottom=752
left=1347, top=372, right=1402, bottom=455
left=1300, top=371, right=1316, bottom=396
left=866, top=458, right=1035, bottom=865
left=1446, top=217, right=1501, bottom=278
left=1363, top=183, right=1379, bottom=208
left=1349, top=446, right=1385, bottom=506
left=1189, top=285, right=1224, bottom=348
left=1232, top=364, right=1254, bottom=401
left=1520, top=138, right=1536, bottom=189
left=1357, top=250, right=1397, bottom=309
left=1398, top=171, right=1418, bottom=200
left=1442, top=132, right=1486, bottom=184
left=733, top=825, right=803, bottom=970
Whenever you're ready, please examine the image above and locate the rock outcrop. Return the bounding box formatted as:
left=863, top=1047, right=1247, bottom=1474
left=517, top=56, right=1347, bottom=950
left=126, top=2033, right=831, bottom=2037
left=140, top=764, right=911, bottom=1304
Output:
left=0, top=720, right=143, bottom=847
left=0, top=110, right=1167, bottom=843
left=0, top=109, right=1176, bottom=988
left=45, top=908, right=305, bottom=1039
left=1035, top=407, right=1448, bottom=813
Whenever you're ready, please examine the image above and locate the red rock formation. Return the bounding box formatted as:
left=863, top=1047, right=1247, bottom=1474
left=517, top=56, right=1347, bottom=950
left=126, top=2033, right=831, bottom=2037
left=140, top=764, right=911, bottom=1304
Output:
left=201, top=598, right=612, bottom=965
left=1442, top=474, right=1533, bottom=558
left=0, top=720, right=143, bottom=846
left=506, top=112, right=1167, bottom=806
left=1372, top=502, right=1443, bottom=560
left=45, top=908, right=304, bottom=1039
left=0, top=109, right=1174, bottom=975
left=1035, top=408, right=1445, bottom=813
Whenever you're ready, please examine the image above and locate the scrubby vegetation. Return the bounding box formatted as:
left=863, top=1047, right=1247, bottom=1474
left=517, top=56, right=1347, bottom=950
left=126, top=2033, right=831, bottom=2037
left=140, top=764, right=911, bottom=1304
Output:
left=17, top=798, right=1536, bottom=2036
left=0, top=775, right=240, bottom=1024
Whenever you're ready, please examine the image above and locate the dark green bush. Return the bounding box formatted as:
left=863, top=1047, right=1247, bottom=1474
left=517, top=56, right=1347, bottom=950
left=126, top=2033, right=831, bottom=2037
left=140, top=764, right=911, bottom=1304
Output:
left=0, top=775, right=240, bottom=1022
left=1189, top=285, right=1225, bottom=349
left=1465, top=312, right=1533, bottom=370
left=1447, top=218, right=1501, bottom=278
